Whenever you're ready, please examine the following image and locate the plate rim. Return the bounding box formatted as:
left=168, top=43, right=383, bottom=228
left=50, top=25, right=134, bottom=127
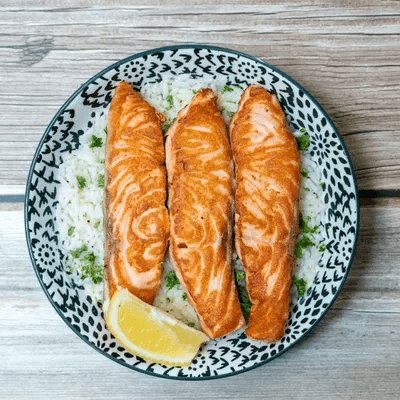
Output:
left=24, top=43, right=360, bottom=380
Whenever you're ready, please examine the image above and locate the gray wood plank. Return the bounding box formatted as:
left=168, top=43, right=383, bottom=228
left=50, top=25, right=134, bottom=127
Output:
left=1, top=200, right=399, bottom=399
left=1, top=1, right=400, bottom=191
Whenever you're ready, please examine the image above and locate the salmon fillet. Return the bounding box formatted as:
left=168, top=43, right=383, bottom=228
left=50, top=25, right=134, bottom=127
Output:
left=166, top=88, right=245, bottom=339
left=229, top=85, right=301, bottom=342
left=103, top=81, right=169, bottom=311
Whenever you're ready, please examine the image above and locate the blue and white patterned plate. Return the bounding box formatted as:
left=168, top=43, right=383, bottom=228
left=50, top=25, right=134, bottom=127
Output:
left=25, top=45, right=359, bottom=380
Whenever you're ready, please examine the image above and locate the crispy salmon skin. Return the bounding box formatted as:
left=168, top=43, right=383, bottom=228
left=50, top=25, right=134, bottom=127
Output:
left=166, top=88, right=245, bottom=339
left=229, top=85, right=301, bottom=342
left=103, top=82, right=169, bottom=311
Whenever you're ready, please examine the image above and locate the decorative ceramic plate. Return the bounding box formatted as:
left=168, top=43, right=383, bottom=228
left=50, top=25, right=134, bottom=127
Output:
left=25, top=45, right=359, bottom=380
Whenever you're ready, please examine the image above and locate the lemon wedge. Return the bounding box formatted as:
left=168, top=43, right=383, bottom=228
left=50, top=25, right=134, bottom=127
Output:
left=105, top=289, right=209, bottom=367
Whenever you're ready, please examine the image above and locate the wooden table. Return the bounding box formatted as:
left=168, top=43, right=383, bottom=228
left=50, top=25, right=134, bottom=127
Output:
left=1, top=2, right=399, bottom=399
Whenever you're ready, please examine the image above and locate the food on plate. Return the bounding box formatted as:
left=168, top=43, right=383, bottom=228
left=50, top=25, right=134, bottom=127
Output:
left=103, top=81, right=169, bottom=312
left=59, top=77, right=326, bottom=354
left=229, top=85, right=301, bottom=342
left=105, top=289, right=209, bottom=367
left=166, top=88, right=245, bottom=339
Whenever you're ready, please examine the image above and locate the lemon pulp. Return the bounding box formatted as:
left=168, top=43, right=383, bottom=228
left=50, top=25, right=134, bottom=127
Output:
left=105, top=289, right=209, bottom=367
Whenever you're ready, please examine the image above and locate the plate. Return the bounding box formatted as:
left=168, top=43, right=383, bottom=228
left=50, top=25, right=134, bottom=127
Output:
left=25, top=45, right=359, bottom=380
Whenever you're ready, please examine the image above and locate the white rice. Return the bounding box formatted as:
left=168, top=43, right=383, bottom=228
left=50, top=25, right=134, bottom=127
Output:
left=57, top=76, right=327, bottom=328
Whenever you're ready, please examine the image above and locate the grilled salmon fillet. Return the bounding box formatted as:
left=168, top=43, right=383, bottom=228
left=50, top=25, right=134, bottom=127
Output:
left=229, top=85, right=301, bottom=342
left=166, top=88, right=245, bottom=339
left=103, top=81, right=169, bottom=311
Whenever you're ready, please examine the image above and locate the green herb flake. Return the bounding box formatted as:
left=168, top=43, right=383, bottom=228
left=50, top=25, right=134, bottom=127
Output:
left=299, top=127, right=307, bottom=134
left=83, top=252, right=96, bottom=264
left=188, top=322, right=195, bottom=328
left=89, top=135, right=103, bottom=149
left=76, top=176, right=87, bottom=189
left=166, top=94, right=174, bottom=109
left=226, top=100, right=236, bottom=104
left=222, top=85, right=234, bottom=94
left=165, top=271, right=180, bottom=290
left=293, top=276, right=307, bottom=296
left=238, top=286, right=251, bottom=320
left=319, top=243, right=327, bottom=252
left=68, top=226, right=75, bottom=236
left=235, top=270, right=245, bottom=282
left=300, top=214, right=319, bottom=235
left=104, top=126, right=108, bottom=134
left=166, top=297, right=170, bottom=302
left=297, top=134, right=310, bottom=151
left=77, top=251, right=103, bottom=284
left=295, top=235, right=316, bottom=259
left=81, top=262, right=103, bottom=285
left=192, top=89, right=197, bottom=94
left=182, top=293, right=187, bottom=300
left=69, top=244, right=88, bottom=259
left=97, top=174, right=105, bottom=188
left=301, top=169, right=309, bottom=178
left=94, top=221, right=100, bottom=229
left=162, top=124, right=171, bottom=133
left=228, top=111, right=235, bottom=118
left=320, top=182, right=325, bottom=189
left=304, top=187, right=311, bottom=192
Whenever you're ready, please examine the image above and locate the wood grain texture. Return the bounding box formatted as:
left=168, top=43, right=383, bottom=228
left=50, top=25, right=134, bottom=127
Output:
left=1, top=201, right=400, bottom=399
left=1, top=1, right=400, bottom=191
left=1, top=2, right=400, bottom=398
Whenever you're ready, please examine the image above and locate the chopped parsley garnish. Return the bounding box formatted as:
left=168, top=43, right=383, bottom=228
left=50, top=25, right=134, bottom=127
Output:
left=299, top=127, right=307, bottom=134
left=97, top=174, right=104, bottom=188
left=104, top=126, right=108, bottom=134
left=76, top=176, right=87, bottom=189
left=188, top=322, right=195, bottom=328
left=296, top=133, right=310, bottom=151
left=68, top=226, right=75, bottom=236
left=238, top=286, right=251, bottom=320
left=235, top=270, right=245, bottom=282
left=222, top=85, right=234, bottom=94
left=166, top=94, right=174, bottom=109
left=69, top=244, right=88, bottom=259
left=192, top=89, right=197, bottom=94
left=182, top=293, right=187, bottom=300
left=293, top=276, right=307, bottom=296
left=301, top=169, right=309, bottom=178
left=162, top=124, right=170, bottom=133
left=81, top=262, right=103, bottom=285
left=228, top=111, right=235, bottom=118
left=226, top=100, right=236, bottom=104
left=83, top=252, right=96, bottom=264
left=295, top=236, right=316, bottom=259
left=320, top=182, right=325, bottom=188
left=304, top=187, right=311, bottom=192
left=165, top=271, right=180, bottom=290
left=69, top=246, right=103, bottom=285
left=300, top=214, right=319, bottom=235
left=319, top=243, right=327, bottom=252
left=94, top=221, right=100, bottom=229
left=166, top=297, right=170, bottom=302
left=162, top=118, right=175, bottom=133
left=89, top=135, right=103, bottom=149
